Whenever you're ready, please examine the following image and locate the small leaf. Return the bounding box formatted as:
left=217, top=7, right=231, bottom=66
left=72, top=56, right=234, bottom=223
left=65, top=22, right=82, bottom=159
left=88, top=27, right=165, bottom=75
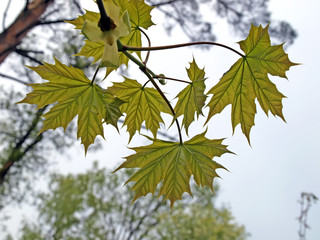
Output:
left=206, top=24, right=297, bottom=142
left=117, top=0, right=155, bottom=59
left=114, top=131, right=231, bottom=207
left=18, top=58, right=123, bottom=153
left=106, top=78, right=171, bottom=141
left=74, top=40, right=104, bottom=64
left=115, top=0, right=155, bottom=29
left=174, top=58, right=207, bottom=135
left=65, top=10, right=100, bottom=29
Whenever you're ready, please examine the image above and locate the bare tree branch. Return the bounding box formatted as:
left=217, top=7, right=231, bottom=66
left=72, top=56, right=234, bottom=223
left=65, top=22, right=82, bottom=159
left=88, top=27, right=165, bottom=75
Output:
left=0, top=73, right=27, bottom=85
left=15, top=49, right=43, bottom=65
left=2, top=0, right=12, bottom=31
left=148, top=0, right=184, bottom=7
left=0, top=107, right=46, bottom=185
left=0, top=0, right=54, bottom=64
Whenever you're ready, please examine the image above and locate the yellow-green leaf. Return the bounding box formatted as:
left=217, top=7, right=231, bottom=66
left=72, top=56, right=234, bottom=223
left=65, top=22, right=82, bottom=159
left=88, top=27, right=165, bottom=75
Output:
left=74, top=40, right=104, bottom=64
left=75, top=0, right=154, bottom=73
left=114, top=131, right=230, bottom=207
left=115, top=0, right=154, bottom=29
left=106, top=78, right=171, bottom=141
left=18, top=58, right=123, bottom=152
left=206, top=24, right=297, bottom=141
left=65, top=10, right=100, bottom=29
left=116, top=0, right=155, bottom=59
left=174, top=58, right=207, bottom=135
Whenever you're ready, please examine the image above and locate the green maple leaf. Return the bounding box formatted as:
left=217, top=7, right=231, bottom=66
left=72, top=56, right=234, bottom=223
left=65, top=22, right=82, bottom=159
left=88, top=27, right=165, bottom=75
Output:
left=74, top=40, right=104, bottom=64
left=114, top=131, right=231, bottom=207
left=18, top=58, right=123, bottom=153
left=115, top=0, right=154, bottom=30
left=106, top=78, right=171, bottom=141
left=65, top=10, right=100, bottom=29
left=206, top=24, right=297, bottom=141
left=174, top=58, right=207, bottom=135
left=121, top=0, right=155, bottom=59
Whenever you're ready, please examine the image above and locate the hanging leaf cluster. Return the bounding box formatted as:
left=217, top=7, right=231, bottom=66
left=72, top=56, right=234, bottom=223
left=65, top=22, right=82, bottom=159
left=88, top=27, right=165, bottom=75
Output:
left=18, top=0, right=297, bottom=206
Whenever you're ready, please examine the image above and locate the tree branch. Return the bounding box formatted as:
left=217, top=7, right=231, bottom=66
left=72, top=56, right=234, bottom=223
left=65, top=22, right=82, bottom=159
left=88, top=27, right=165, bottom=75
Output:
left=15, top=49, right=43, bottom=65
left=0, top=107, right=46, bottom=185
left=0, top=0, right=54, bottom=64
left=147, top=0, right=184, bottom=7
left=0, top=73, right=27, bottom=85
left=2, top=0, right=12, bottom=31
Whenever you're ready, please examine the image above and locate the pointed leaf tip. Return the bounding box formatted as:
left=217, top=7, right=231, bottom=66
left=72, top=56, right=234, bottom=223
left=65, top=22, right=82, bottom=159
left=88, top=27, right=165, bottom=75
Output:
left=116, top=132, right=230, bottom=206
left=174, top=58, right=207, bottom=135
left=207, top=24, right=298, bottom=142
left=18, top=58, right=123, bottom=153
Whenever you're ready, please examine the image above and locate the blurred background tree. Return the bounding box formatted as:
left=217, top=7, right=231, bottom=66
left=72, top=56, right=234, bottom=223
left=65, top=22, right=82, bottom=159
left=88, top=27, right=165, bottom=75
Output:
left=3, top=163, right=248, bottom=240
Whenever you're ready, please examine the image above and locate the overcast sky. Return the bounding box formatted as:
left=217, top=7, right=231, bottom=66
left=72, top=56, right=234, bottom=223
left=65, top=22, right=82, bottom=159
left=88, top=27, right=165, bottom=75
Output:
left=74, top=0, right=320, bottom=239
left=78, top=0, right=320, bottom=239
left=1, top=0, right=320, bottom=239
left=214, top=0, right=320, bottom=239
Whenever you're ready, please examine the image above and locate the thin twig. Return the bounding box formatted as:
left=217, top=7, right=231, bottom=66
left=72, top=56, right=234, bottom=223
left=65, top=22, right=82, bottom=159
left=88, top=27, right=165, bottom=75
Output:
left=120, top=48, right=183, bottom=144
left=139, top=27, right=151, bottom=65
left=154, top=75, right=191, bottom=84
left=123, top=41, right=245, bottom=57
left=15, top=49, right=43, bottom=65
left=2, top=0, right=12, bottom=31
left=36, top=19, right=76, bottom=25
left=148, top=0, right=184, bottom=7
left=0, top=73, right=27, bottom=85
left=24, top=0, right=30, bottom=12
left=71, top=0, right=84, bottom=14
left=91, top=65, right=101, bottom=84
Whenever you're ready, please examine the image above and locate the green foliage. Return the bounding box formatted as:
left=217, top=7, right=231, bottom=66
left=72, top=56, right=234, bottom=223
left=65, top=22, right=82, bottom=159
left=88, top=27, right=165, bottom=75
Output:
left=107, top=77, right=171, bottom=141
left=18, top=58, right=123, bottom=153
left=115, top=132, right=230, bottom=206
left=6, top=164, right=248, bottom=240
left=153, top=205, right=247, bottom=240
left=117, top=0, right=155, bottom=53
left=18, top=0, right=297, bottom=206
left=206, top=24, right=297, bottom=141
left=174, top=58, right=207, bottom=135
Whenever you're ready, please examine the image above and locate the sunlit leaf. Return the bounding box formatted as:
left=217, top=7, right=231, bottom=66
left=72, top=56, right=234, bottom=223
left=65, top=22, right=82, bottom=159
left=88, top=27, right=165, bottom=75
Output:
left=115, top=131, right=231, bottom=207
left=18, top=58, right=123, bottom=152
left=74, top=40, right=104, bottom=64
left=174, top=58, right=207, bottom=135
left=206, top=24, right=297, bottom=141
left=65, top=10, right=100, bottom=29
left=115, top=0, right=154, bottom=29
left=106, top=78, right=171, bottom=141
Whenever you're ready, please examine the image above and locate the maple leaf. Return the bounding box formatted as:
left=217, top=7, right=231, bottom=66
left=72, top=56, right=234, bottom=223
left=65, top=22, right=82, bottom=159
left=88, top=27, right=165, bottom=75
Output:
left=106, top=78, right=171, bottom=141
left=206, top=24, right=297, bottom=141
left=115, top=0, right=155, bottom=30
left=65, top=10, right=100, bottom=30
left=74, top=40, right=104, bottom=65
left=18, top=58, right=123, bottom=153
left=114, top=131, right=231, bottom=207
left=174, top=58, right=207, bottom=135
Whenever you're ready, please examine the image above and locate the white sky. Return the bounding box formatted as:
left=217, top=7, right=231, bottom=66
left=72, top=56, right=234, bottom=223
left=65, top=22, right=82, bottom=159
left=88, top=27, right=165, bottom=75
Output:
left=1, top=0, right=320, bottom=239
left=78, top=1, right=320, bottom=239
